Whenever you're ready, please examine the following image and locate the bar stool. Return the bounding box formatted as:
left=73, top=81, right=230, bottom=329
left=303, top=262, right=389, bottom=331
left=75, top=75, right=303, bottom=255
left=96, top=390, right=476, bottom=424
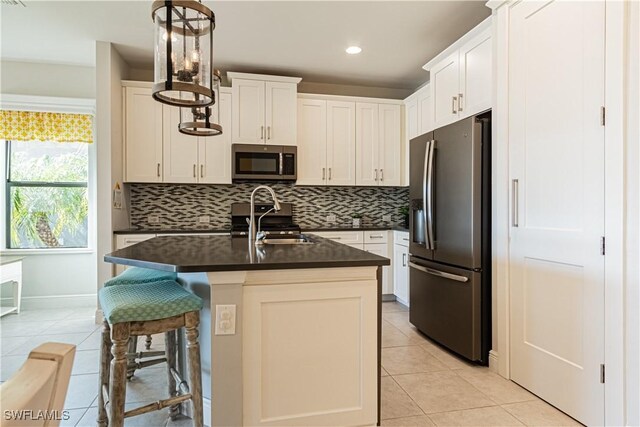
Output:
left=97, top=280, right=204, bottom=427
left=103, top=267, right=178, bottom=378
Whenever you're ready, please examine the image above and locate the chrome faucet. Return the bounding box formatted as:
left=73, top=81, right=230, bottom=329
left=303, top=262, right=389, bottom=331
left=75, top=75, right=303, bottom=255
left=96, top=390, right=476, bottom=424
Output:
left=248, top=185, right=281, bottom=246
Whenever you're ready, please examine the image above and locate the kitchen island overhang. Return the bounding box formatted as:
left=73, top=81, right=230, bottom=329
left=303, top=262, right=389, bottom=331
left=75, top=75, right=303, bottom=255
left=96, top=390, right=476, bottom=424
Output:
left=104, top=234, right=388, bottom=427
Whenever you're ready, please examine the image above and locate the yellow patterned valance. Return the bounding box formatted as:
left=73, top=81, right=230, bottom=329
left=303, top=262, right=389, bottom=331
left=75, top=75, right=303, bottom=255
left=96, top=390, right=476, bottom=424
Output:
left=0, top=110, right=93, bottom=143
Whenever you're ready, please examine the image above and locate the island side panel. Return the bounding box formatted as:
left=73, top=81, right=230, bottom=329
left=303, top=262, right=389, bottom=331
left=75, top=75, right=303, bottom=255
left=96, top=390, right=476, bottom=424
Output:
left=377, top=265, right=382, bottom=426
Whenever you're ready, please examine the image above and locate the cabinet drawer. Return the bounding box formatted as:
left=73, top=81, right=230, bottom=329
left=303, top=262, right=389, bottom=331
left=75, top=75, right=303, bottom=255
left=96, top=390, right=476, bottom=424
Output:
left=394, top=231, right=410, bottom=246
left=115, top=234, right=156, bottom=250
left=312, top=231, right=363, bottom=245
left=364, top=230, right=388, bottom=244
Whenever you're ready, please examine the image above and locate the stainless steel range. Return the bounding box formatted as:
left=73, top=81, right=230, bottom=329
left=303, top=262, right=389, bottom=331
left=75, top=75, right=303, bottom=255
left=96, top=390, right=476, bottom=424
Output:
left=230, top=202, right=300, bottom=237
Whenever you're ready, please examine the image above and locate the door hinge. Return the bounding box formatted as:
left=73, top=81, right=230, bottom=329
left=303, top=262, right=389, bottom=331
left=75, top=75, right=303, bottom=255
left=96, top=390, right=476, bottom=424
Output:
left=600, top=236, right=606, bottom=255
left=600, top=364, right=605, bottom=383
left=601, top=106, right=606, bottom=126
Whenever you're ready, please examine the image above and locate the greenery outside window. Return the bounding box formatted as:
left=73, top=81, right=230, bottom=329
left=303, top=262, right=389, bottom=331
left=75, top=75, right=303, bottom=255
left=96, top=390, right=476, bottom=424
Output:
left=5, top=140, right=89, bottom=249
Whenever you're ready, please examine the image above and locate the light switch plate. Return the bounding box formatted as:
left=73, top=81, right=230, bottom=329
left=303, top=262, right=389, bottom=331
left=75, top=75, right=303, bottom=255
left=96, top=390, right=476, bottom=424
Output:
left=214, top=304, right=236, bottom=335
left=148, top=214, right=160, bottom=224
left=382, top=214, right=392, bottom=222
left=326, top=214, right=337, bottom=223
left=198, top=215, right=210, bottom=224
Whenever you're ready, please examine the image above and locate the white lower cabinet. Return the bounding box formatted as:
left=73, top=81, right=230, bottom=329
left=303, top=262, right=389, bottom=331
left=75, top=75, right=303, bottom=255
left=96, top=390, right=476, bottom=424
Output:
left=113, top=234, right=156, bottom=275
left=393, top=231, right=410, bottom=306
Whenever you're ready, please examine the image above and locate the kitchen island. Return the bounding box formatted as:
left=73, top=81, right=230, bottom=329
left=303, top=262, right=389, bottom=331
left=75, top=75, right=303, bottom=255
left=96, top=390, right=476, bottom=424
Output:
left=105, top=234, right=389, bottom=427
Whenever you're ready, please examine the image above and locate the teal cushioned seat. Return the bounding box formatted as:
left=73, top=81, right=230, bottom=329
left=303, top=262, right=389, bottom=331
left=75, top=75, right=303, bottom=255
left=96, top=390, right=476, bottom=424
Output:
left=103, top=267, right=177, bottom=287
left=99, top=280, right=203, bottom=324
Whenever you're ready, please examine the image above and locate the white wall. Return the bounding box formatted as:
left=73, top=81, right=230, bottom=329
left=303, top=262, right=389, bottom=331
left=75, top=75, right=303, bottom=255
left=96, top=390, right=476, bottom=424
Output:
left=0, top=60, right=97, bottom=308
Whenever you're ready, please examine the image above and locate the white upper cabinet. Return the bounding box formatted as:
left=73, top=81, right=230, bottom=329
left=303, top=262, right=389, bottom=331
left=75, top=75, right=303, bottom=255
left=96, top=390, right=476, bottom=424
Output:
left=230, top=73, right=301, bottom=146
left=378, top=104, right=401, bottom=186
left=355, top=103, right=379, bottom=186
left=199, top=89, right=232, bottom=184
left=424, top=18, right=492, bottom=129
left=163, top=106, right=199, bottom=183
left=297, top=98, right=328, bottom=186
left=326, top=101, right=356, bottom=186
left=124, top=86, right=163, bottom=183
left=430, top=51, right=461, bottom=129
left=417, top=86, right=432, bottom=134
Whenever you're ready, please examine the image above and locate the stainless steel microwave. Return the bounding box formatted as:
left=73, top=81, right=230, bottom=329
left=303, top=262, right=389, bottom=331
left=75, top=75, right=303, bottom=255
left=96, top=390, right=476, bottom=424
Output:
left=232, top=144, right=297, bottom=181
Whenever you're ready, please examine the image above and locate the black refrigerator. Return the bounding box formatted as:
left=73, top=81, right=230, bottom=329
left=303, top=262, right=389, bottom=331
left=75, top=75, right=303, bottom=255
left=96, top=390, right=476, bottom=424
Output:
left=409, top=111, right=491, bottom=364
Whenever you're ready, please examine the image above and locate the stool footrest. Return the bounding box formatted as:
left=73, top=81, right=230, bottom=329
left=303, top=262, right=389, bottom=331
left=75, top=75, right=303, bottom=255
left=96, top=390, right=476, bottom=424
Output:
left=124, top=394, right=192, bottom=419
left=127, top=357, right=167, bottom=371
left=170, top=367, right=190, bottom=395
left=127, top=350, right=166, bottom=359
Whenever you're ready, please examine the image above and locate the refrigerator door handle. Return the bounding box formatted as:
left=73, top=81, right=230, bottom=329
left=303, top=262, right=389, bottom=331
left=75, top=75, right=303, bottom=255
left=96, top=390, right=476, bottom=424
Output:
left=409, top=261, right=469, bottom=283
left=423, top=140, right=431, bottom=248
left=426, top=140, right=436, bottom=250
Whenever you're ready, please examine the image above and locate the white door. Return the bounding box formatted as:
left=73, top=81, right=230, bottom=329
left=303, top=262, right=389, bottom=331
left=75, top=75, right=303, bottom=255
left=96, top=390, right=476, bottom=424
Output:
left=458, top=28, right=492, bottom=118
left=232, top=79, right=265, bottom=144
left=417, top=85, right=432, bottom=134
left=355, top=103, right=379, bottom=186
left=163, top=106, right=198, bottom=183
left=297, top=98, right=327, bottom=186
left=430, top=52, right=459, bottom=129
left=124, top=87, right=163, bottom=182
left=393, top=244, right=409, bottom=305
left=326, top=101, right=356, bottom=186
left=378, top=104, right=401, bottom=187
left=509, top=2, right=605, bottom=425
left=364, top=243, right=392, bottom=294
left=199, top=90, right=232, bottom=184
left=265, top=82, right=297, bottom=146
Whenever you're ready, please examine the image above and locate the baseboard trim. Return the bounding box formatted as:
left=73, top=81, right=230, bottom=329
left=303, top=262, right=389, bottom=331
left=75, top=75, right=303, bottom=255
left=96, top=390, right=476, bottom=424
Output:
left=1, top=294, right=97, bottom=310
left=203, top=397, right=211, bottom=427
left=489, top=350, right=499, bottom=373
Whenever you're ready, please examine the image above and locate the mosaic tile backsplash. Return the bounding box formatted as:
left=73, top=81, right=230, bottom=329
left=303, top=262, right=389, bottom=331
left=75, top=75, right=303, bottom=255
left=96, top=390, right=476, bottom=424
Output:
left=129, top=183, right=409, bottom=230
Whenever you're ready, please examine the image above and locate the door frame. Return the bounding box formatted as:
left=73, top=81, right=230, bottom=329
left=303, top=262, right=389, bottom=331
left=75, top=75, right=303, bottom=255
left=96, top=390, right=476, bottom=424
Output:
left=487, top=1, right=626, bottom=425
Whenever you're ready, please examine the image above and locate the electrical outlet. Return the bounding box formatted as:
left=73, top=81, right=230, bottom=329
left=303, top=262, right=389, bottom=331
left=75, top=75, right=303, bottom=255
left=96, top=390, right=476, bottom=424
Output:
left=382, top=214, right=392, bottom=222
left=198, top=215, right=210, bottom=224
left=148, top=214, right=160, bottom=224
left=326, top=214, right=337, bottom=223
left=215, top=304, right=236, bottom=335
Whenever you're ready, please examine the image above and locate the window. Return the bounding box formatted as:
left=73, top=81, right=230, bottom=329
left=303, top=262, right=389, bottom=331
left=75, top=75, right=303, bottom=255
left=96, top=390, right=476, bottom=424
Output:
left=5, top=140, right=89, bottom=249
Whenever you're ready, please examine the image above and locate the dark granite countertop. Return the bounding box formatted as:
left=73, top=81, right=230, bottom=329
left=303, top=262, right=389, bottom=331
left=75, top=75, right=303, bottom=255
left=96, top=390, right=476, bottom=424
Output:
left=113, top=225, right=410, bottom=234
left=104, top=235, right=390, bottom=273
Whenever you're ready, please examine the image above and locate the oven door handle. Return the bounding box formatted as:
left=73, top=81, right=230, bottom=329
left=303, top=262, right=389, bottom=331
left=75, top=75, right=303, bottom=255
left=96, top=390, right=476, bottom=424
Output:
left=408, top=261, right=469, bottom=283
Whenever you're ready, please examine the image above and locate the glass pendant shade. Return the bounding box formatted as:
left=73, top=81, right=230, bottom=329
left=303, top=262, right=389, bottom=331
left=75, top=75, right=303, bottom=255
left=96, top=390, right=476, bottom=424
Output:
left=151, top=0, right=215, bottom=107
left=178, top=69, right=223, bottom=136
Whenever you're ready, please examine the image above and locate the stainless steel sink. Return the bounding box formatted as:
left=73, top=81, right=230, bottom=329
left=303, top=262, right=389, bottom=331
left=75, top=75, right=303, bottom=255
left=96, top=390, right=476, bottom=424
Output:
left=259, top=234, right=315, bottom=245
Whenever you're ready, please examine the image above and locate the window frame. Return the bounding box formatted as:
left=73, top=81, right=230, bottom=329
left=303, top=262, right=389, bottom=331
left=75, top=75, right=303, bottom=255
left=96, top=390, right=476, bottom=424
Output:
left=5, top=140, right=90, bottom=250
left=0, top=94, right=96, bottom=255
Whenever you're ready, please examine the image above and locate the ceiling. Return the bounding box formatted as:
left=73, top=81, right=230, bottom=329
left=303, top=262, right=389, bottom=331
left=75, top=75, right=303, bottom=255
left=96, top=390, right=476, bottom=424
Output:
left=0, top=1, right=490, bottom=91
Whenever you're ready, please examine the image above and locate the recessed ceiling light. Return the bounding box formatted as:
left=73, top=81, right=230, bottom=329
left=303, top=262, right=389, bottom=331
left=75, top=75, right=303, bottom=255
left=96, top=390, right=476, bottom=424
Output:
left=346, top=46, right=362, bottom=55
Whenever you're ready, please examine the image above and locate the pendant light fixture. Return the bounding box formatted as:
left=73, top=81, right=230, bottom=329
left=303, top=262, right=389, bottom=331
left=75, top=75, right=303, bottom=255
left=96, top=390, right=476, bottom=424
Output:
left=151, top=0, right=215, bottom=107
left=178, top=69, right=223, bottom=136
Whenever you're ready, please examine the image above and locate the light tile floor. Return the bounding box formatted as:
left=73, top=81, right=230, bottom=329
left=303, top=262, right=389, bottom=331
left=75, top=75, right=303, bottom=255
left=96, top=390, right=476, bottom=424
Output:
left=1, top=303, right=583, bottom=426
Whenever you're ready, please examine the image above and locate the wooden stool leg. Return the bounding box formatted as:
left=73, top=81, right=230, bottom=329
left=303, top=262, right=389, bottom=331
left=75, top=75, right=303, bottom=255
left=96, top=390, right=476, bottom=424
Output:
left=185, top=311, right=203, bottom=427
left=108, top=323, right=130, bottom=427
left=165, top=330, right=180, bottom=420
left=126, top=335, right=138, bottom=380
left=97, top=321, right=111, bottom=427
left=145, top=334, right=153, bottom=350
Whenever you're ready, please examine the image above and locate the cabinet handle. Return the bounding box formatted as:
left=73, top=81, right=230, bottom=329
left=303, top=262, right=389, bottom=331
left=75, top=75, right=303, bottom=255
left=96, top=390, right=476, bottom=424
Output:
left=512, top=179, right=519, bottom=227
left=458, top=93, right=464, bottom=111
left=370, top=234, right=384, bottom=239
left=402, top=253, right=407, bottom=267
left=328, top=168, right=332, bottom=180
left=261, top=126, right=264, bottom=140
left=267, top=126, right=271, bottom=140
left=375, top=169, right=378, bottom=181
left=380, top=169, right=384, bottom=181
left=452, top=96, right=458, bottom=114
left=322, top=167, right=326, bottom=180
left=193, top=164, right=196, bottom=178
left=157, top=163, right=160, bottom=177
left=200, top=165, right=204, bottom=178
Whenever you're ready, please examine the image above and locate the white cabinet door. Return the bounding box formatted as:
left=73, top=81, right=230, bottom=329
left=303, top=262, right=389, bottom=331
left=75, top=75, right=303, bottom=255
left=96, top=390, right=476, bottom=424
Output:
left=326, top=101, right=356, bottom=186
left=509, top=1, right=605, bottom=425
left=378, top=104, right=401, bottom=186
left=199, top=90, right=232, bottom=184
left=355, top=103, right=379, bottom=186
left=403, top=96, right=418, bottom=187
left=459, top=28, right=492, bottom=118
left=232, top=79, right=265, bottom=144
left=417, top=85, right=432, bottom=134
left=364, top=243, right=392, bottom=295
left=124, top=86, right=163, bottom=182
left=430, top=51, right=460, bottom=129
left=393, top=243, right=409, bottom=305
left=265, top=81, right=297, bottom=146
left=297, top=98, right=327, bottom=185
left=162, top=106, right=198, bottom=183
